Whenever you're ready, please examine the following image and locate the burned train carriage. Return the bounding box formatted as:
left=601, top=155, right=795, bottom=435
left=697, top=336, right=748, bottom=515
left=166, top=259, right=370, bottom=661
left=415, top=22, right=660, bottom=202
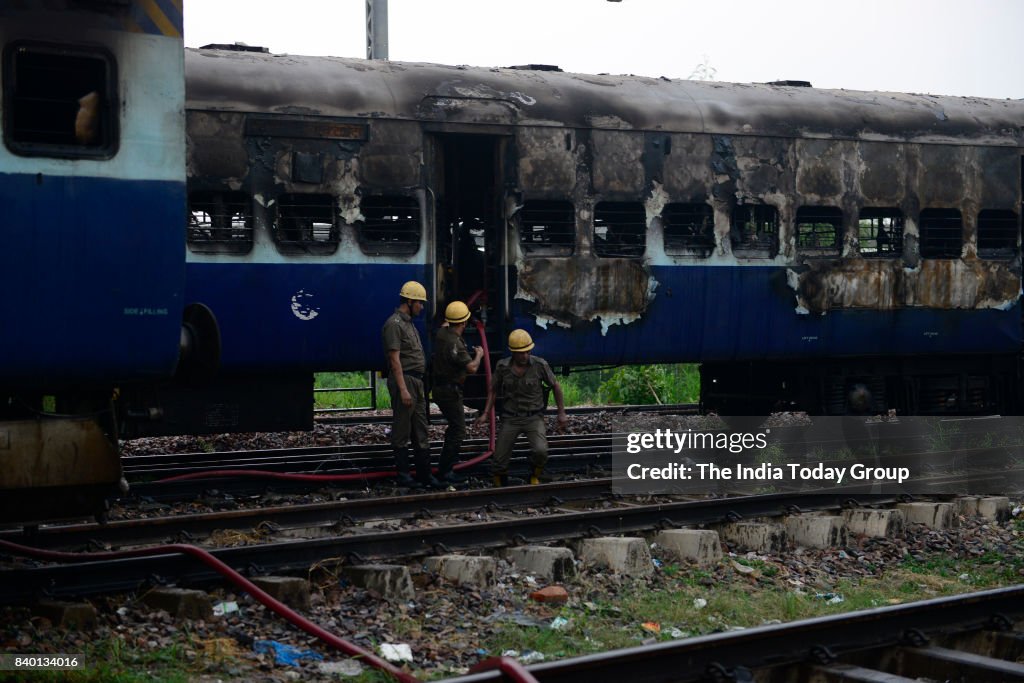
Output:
left=183, top=47, right=1024, bottom=421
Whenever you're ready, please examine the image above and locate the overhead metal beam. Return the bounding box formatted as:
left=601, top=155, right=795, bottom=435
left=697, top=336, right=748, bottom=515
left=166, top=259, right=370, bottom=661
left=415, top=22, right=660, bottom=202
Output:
left=366, top=0, right=388, bottom=60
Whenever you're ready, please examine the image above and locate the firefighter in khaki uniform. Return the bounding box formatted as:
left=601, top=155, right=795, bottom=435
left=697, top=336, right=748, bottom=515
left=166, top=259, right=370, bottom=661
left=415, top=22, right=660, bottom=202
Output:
left=476, top=329, right=568, bottom=486
left=382, top=281, right=441, bottom=489
left=431, top=301, right=484, bottom=483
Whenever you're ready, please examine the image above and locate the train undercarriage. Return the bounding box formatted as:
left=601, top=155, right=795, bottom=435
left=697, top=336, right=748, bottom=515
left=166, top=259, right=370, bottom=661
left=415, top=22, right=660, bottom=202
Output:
left=701, top=353, right=1023, bottom=416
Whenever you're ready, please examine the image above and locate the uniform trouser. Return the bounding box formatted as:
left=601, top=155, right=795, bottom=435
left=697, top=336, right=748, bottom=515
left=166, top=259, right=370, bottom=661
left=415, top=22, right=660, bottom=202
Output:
left=432, top=386, right=465, bottom=476
left=387, top=375, right=430, bottom=475
left=491, top=414, right=547, bottom=476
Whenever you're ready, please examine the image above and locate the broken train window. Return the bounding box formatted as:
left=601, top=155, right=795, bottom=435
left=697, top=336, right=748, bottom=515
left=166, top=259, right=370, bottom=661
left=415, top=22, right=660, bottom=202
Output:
left=795, top=207, right=843, bottom=256
left=976, top=209, right=1018, bottom=259
left=918, top=208, right=962, bottom=259
left=730, top=204, right=778, bottom=258
left=187, top=191, right=253, bottom=255
left=518, top=200, right=575, bottom=255
left=3, top=42, right=117, bottom=157
left=594, top=201, right=646, bottom=258
left=355, top=195, right=421, bottom=256
left=662, top=203, right=714, bottom=257
left=273, top=194, right=339, bottom=254
left=858, top=208, right=904, bottom=258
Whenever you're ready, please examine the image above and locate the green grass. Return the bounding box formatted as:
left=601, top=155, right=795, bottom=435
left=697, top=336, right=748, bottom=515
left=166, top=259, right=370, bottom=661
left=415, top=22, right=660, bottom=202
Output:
left=471, top=546, right=1024, bottom=663
left=550, top=364, right=701, bottom=407
left=314, top=363, right=701, bottom=411
left=315, top=371, right=389, bottom=410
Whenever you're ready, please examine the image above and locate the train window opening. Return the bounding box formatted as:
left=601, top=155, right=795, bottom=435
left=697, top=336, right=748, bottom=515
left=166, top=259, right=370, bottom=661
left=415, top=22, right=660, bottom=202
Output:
left=355, top=195, right=421, bottom=256
left=795, top=207, right=843, bottom=256
left=919, top=208, right=963, bottom=258
left=274, top=194, right=339, bottom=254
left=518, top=200, right=576, bottom=256
left=662, top=203, right=714, bottom=257
left=730, top=205, right=779, bottom=258
left=594, top=201, right=647, bottom=258
left=187, top=192, right=253, bottom=254
left=4, top=43, right=116, bottom=157
left=976, top=209, right=1018, bottom=258
left=858, top=208, right=904, bottom=257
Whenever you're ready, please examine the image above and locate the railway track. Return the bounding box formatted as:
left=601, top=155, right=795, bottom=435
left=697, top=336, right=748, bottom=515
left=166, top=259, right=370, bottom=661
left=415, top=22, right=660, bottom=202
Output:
left=117, top=416, right=1024, bottom=504
left=313, top=402, right=700, bottom=425
left=119, top=433, right=613, bottom=502
left=0, top=487, right=925, bottom=602
left=440, top=584, right=1024, bottom=683
left=2, top=479, right=619, bottom=551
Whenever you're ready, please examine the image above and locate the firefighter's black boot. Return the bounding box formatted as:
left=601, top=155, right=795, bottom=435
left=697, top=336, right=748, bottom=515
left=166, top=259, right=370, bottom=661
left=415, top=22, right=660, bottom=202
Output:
left=393, top=448, right=421, bottom=489
left=437, top=446, right=466, bottom=484
left=414, top=448, right=443, bottom=489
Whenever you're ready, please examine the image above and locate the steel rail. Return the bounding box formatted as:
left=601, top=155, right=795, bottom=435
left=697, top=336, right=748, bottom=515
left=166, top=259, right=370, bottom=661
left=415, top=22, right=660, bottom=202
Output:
left=121, top=434, right=614, bottom=477
left=2, top=479, right=618, bottom=550
left=313, top=402, right=700, bottom=425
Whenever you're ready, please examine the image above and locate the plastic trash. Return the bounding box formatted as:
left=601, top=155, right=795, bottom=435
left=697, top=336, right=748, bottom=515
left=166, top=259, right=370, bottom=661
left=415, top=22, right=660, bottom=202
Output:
left=641, top=621, right=661, bottom=634
left=814, top=592, right=844, bottom=604
left=213, top=601, right=239, bottom=616
left=519, top=650, right=546, bottom=664
left=254, top=640, right=324, bottom=666
left=549, top=616, right=570, bottom=630
left=318, top=660, right=364, bottom=676
left=379, top=643, right=413, bottom=663
left=692, top=597, right=707, bottom=609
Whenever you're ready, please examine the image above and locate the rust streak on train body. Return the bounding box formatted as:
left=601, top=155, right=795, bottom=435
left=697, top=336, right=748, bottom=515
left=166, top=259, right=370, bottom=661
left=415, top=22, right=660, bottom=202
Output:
left=790, top=259, right=1021, bottom=313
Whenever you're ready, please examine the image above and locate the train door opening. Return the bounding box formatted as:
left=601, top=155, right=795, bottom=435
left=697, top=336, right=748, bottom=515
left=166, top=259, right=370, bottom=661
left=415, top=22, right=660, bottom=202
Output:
left=430, top=133, right=506, bottom=406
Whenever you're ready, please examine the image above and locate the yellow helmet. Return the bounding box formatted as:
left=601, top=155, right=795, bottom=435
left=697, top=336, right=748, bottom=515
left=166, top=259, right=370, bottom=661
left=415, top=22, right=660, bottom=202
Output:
left=508, top=329, right=535, bottom=352
left=399, top=281, right=427, bottom=301
left=445, top=301, right=471, bottom=324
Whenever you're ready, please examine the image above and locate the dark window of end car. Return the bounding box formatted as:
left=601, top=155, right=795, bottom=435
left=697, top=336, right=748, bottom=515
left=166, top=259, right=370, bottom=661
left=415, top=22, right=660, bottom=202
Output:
left=355, top=195, right=421, bottom=256
left=919, top=208, right=962, bottom=259
left=273, top=194, right=339, bottom=254
left=187, top=192, right=253, bottom=255
left=594, top=201, right=646, bottom=258
left=3, top=42, right=117, bottom=158
left=662, top=203, right=714, bottom=257
left=518, top=200, right=575, bottom=255
left=977, top=209, right=1018, bottom=258
left=730, top=204, right=778, bottom=258
left=858, top=208, right=904, bottom=257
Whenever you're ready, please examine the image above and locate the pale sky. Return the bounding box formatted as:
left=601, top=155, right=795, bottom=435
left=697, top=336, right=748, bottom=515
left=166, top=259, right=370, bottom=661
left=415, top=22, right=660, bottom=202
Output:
left=185, top=0, right=1024, bottom=100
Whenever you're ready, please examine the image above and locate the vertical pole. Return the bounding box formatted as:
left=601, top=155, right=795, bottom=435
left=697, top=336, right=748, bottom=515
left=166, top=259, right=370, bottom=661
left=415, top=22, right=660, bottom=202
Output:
left=370, top=370, right=378, bottom=410
left=366, top=0, right=389, bottom=60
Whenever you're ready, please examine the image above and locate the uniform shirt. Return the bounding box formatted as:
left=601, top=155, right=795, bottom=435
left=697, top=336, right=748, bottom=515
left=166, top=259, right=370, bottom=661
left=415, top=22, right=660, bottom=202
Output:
left=432, top=326, right=473, bottom=385
left=381, top=308, right=425, bottom=374
left=493, top=355, right=557, bottom=414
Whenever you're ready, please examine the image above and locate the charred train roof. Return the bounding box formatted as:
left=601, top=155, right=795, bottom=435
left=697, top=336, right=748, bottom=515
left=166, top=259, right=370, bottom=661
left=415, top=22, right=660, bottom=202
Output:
left=185, top=48, right=1024, bottom=146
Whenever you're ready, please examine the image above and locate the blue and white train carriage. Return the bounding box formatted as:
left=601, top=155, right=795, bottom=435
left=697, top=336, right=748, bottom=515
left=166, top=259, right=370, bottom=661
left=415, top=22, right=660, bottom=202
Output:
left=0, top=1, right=187, bottom=522
left=169, top=46, right=1023, bottom=430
